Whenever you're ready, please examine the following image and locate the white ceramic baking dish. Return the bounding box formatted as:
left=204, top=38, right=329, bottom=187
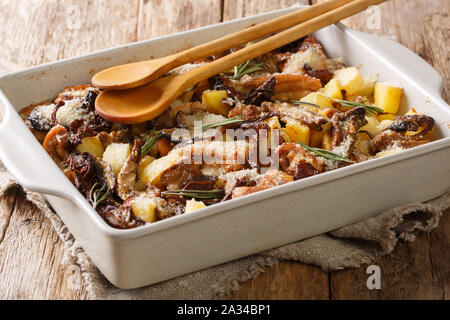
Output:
left=0, top=6, right=449, bottom=289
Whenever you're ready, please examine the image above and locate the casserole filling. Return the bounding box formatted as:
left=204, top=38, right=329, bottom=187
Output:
left=19, top=36, right=436, bottom=229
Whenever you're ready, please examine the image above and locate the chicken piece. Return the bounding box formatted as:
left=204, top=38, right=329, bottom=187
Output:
left=328, top=107, right=368, bottom=160
left=42, top=125, right=69, bottom=163
left=372, top=130, right=432, bottom=153
left=231, top=169, right=293, bottom=199
left=235, top=73, right=321, bottom=96
left=262, top=101, right=328, bottom=130
left=278, top=143, right=324, bottom=180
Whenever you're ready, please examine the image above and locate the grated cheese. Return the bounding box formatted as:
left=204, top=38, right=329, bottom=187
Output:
left=28, top=103, right=55, bottom=130
left=55, top=97, right=94, bottom=127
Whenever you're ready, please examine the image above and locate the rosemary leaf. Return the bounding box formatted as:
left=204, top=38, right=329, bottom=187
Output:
left=89, top=182, right=111, bottom=209
left=162, top=189, right=225, bottom=200
left=232, top=60, right=263, bottom=80
left=297, top=142, right=353, bottom=163
left=201, top=116, right=244, bottom=130
left=289, top=100, right=321, bottom=109
left=328, top=97, right=383, bottom=116
left=141, top=128, right=162, bottom=156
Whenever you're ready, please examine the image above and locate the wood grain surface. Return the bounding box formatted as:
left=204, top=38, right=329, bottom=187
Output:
left=0, top=0, right=448, bottom=300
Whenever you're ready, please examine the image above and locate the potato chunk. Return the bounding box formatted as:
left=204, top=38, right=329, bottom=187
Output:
left=374, top=82, right=403, bottom=113
left=377, top=113, right=396, bottom=122
left=320, top=79, right=343, bottom=100
left=185, top=199, right=207, bottom=213
left=201, top=90, right=230, bottom=115
left=131, top=196, right=157, bottom=223
left=360, top=116, right=393, bottom=136
left=139, top=151, right=180, bottom=185
left=102, top=143, right=131, bottom=176
left=321, top=131, right=332, bottom=150
left=264, top=116, right=281, bottom=130
left=310, top=128, right=325, bottom=148
left=333, top=67, right=364, bottom=96
left=76, top=136, right=104, bottom=158
left=300, top=92, right=333, bottom=110
left=353, top=75, right=376, bottom=97
left=284, top=119, right=310, bottom=145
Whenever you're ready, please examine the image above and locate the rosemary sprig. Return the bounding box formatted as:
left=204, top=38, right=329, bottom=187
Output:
left=201, top=116, right=244, bottom=130
left=89, top=182, right=111, bottom=209
left=297, top=142, right=354, bottom=163
left=328, top=97, right=383, bottom=116
left=141, top=128, right=162, bottom=156
left=162, top=189, right=225, bottom=200
left=289, top=100, right=321, bottom=109
left=232, top=60, right=263, bottom=80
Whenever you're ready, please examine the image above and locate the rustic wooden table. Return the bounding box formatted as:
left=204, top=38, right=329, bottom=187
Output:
left=0, top=0, right=448, bottom=300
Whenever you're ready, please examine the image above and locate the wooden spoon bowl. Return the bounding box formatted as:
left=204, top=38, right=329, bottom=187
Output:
left=95, top=0, right=387, bottom=124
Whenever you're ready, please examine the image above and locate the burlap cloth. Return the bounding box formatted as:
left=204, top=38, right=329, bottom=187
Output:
left=1, top=161, right=449, bottom=299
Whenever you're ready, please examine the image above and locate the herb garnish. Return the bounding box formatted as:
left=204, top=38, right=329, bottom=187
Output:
left=162, top=189, right=225, bottom=200
left=289, top=100, right=321, bottom=109
left=297, top=142, right=353, bottom=163
left=232, top=60, right=263, bottom=80
left=89, top=182, right=111, bottom=209
left=201, top=116, right=244, bottom=130
left=327, top=97, right=383, bottom=116
left=141, top=128, right=162, bottom=156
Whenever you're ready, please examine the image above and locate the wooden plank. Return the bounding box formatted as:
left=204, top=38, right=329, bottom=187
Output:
left=0, top=189, right=17, bottom=244
left=137, top=0, right=223, bottom=40
left=0, top=188, right=89, bottom=299
left=427, top=209, right=450, bottom=300
left=0, top=0, right=140, bottom=72
left=226, top=262, right=329, bottom=299
left=329, top=211, right=449, bottom=300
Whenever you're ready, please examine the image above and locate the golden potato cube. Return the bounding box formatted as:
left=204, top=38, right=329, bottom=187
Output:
left=360, top=116, right=380, bottom=136
left=355, top=132, right=371, bottom=154
left=202, top=90, right=230, bottom=116
left=285, top=119, right=310, bottom=145
left=310, top=129, right=325, bottom=148
left=138, top=155, right=155, bottom=178
left=131, top=196, right=157, bottom=223
left=352, top=76, right=376, bottom=97
left=185, top=199, right=207, bottom=213
left=76, top=136, right=104, bottom=158
left=139, top=151, right=179, bottom=185
left=321, top=79, right=343, bottom=100
left=333, top=67, right=364, bottom=96
left=300, top=92, right=333, bottom=110
left=374, top=82, right=403, bottom=114
left=264, top=116, right=281, bottom=130
left=102, top=143, right=130, bottom=176
left=377, top=113, right=396, bottom=122
left=321, top=131, right=332, bottom=150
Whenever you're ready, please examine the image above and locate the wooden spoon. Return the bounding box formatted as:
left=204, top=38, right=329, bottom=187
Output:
left=96, top=0, right=387, bottom=124
left=92, top=0, right=352, bottom=90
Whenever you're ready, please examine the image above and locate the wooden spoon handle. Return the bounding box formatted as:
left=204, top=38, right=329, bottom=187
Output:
left=183, top=0, right=387, bottom=88
left=171, top=0, right=352, bottom=66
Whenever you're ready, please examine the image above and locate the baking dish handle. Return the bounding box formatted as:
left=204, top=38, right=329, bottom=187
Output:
left=0, top=91, right=76, bottom=200
left=344, top=27, right=445, bottom=99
